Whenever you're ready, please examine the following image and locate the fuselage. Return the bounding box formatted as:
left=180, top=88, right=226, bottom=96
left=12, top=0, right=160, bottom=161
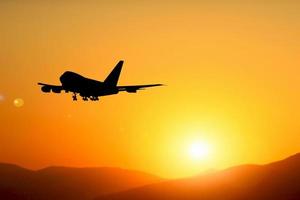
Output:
left=59, top=71, right=118, bottom=97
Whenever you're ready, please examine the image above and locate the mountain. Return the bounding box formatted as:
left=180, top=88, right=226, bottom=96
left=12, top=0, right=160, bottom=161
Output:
left=96, top=153, right=300, bottom=200
left=0, top=163, right=162, bottom=200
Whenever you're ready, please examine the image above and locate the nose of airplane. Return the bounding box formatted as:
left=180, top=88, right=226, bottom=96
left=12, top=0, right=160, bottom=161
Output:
left=60, top=71, right=74, bottom=83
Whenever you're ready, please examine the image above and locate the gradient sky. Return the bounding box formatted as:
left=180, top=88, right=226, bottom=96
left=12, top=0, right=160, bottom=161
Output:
left=0, top=1, right=300, bottom=178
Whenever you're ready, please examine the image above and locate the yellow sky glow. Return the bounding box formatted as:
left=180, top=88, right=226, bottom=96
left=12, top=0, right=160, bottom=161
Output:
left=0, top=1, right=300, bottom=178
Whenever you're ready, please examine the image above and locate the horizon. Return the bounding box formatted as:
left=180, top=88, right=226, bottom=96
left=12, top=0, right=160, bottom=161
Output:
left=1, top=149, right=299, bottom=179
left=1, top=1, right=300, bottom=179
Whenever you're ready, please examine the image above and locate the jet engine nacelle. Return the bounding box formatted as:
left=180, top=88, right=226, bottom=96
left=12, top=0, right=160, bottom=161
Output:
left=52, top=87, right=62, bottom=93
left=126, top=88, right=137, bottom=93
left=41, top=85, right=51, bottom=93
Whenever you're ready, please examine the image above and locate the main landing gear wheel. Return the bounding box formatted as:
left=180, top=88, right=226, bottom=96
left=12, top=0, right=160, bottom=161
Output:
left=89, top=96, right=99, bottom=101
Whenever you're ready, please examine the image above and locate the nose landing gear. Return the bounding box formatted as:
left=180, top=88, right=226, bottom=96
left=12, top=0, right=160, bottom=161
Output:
left=72, top=93, right=77, bottom=101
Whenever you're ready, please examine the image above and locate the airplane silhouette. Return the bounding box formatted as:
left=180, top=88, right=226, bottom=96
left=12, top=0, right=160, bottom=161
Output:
left=38, top=60, right=163, bottom=101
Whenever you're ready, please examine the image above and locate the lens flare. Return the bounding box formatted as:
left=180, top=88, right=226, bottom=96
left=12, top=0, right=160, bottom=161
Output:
left=13, top=98, right=24, bottom=107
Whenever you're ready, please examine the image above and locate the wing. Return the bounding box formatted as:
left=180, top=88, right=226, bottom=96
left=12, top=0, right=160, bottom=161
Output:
left=38, top=83, right=64, bottom=93
left=117, top=84, right=163, bottom=93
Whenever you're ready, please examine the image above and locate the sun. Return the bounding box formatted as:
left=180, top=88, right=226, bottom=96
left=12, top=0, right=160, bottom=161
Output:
left=188, top=141, right=211, bottom=160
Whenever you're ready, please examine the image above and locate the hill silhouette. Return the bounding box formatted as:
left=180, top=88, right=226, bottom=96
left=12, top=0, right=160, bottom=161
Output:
left=0, top=163, right=162, bottom=200
left=96, top=153, right=300, bottom=200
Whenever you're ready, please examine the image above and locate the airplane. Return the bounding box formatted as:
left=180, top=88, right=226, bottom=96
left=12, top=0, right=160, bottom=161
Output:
left=38, top=60, right=163, bottom=101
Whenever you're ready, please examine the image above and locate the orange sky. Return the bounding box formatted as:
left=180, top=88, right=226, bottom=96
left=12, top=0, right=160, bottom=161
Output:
left=0, top=1, right=300, bottom=178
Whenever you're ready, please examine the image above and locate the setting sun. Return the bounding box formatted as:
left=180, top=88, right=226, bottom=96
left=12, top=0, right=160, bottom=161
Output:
left=188, top=141, right=212, bottom=160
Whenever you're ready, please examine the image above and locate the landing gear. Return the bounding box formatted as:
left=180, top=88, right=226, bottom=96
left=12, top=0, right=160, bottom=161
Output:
left=72, top=93, right=77, bottom=101
left=73, top=93, right=99, bottom=101
left=89, top=96, right=99, bottom=101
left=82, top=96, right=88, bottom=101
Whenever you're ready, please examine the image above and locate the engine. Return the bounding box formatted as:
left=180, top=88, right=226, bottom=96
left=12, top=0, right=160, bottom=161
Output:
left=126, top=88, right=137, bottom=93
left=41, top=85, right=51, bottom=93
left=52, top=87, right=62, bottom=93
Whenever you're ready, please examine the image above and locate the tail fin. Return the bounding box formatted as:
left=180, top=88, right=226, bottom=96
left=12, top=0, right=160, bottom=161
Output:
left=104, top=60, right=123, bottom=86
